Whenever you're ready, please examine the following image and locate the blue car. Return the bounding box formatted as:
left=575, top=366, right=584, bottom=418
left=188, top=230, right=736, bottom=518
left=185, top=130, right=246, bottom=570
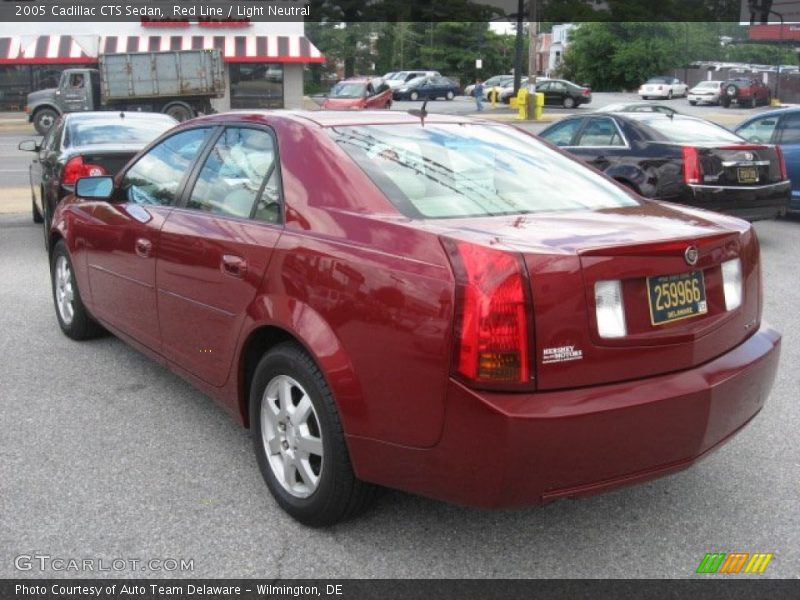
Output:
left=736, top=108, right=800, bottom=213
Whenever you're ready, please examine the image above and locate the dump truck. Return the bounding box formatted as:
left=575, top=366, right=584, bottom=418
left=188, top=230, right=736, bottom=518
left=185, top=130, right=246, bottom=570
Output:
left=26, top=49, right=225, bottom=135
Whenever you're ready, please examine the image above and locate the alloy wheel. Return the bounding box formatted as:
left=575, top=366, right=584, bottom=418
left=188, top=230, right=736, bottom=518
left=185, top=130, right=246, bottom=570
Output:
left=260, top=374, right=324, bottom=498
left=54, top=255, right=75, bottom=326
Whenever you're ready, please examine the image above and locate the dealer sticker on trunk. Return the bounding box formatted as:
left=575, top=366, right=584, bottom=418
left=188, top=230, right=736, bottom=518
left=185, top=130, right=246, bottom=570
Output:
left=542, top=345, right=583, bottom=364
left=647, top=270, right=708, bottom=326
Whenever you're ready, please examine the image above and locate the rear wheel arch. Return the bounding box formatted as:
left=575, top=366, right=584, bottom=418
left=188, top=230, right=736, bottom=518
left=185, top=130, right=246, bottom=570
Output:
left=237, top=314, right=362, bottom=433
left=240, top=325, right=297, bottom=427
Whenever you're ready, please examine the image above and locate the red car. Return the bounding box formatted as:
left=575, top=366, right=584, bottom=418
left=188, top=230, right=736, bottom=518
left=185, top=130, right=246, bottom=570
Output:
left=321, top=78, right=393, bottom=110
left=721, top=77, right=772, bottom=108
left=50, top=111, right=781, bottom=526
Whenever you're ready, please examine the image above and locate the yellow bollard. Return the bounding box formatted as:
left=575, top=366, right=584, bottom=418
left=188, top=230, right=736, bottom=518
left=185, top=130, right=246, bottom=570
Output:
left=516, top=87, right=528, bottom=120
left=533, top=91, right=544, bottom=120
left=490, top=87, right=498, bottom=108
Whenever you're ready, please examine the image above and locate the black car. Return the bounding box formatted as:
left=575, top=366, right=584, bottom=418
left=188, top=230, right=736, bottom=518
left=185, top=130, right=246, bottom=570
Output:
left=538, top=112, right=789, bottom=221
left=534, top=79, right=592, bottom=108
left=20, top=111, right=177, bottom=249
left=393, top=75, right=460, bottom=101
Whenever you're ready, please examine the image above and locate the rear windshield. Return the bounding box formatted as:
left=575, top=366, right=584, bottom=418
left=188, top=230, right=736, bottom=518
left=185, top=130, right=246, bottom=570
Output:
left=694, top=81, right=720, bottom=88
left=68, top=118, right=174, bottom=147
left=641, top=118, right=743, bottom=143
left=646, top=76, right=671, bottom=83
left=328, top=124, right=639, bottom=219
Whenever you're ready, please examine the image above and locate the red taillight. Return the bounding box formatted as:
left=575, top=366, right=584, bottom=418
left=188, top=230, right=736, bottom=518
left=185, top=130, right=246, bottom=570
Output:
left=682, top=146, right=702, bottom=184
left=582, top=88, right=590, bottom=97
left=442, top=238, right=532, bottom=386
left=775, top=145, right=788, bottom=180
left=62, top=156, right=107, bottom=185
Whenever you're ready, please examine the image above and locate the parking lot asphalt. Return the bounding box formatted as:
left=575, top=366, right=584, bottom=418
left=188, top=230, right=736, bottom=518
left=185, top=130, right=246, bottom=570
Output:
left=1, top=97, right=798, bottom=579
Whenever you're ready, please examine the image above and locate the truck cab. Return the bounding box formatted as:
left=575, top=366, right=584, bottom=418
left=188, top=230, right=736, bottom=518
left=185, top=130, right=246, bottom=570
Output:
left=26, top=68, right=100, bottom=134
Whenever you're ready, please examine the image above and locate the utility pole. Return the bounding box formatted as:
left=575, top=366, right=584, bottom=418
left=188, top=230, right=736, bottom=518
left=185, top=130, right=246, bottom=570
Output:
left=527, top=0, right=538, bottom=81
left=513, top=0, right=524, bottom=93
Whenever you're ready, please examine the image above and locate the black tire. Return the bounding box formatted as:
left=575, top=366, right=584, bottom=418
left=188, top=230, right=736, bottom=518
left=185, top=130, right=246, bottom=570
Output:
left=689, top=100, right=697, bottom=106
left=50, top=240, right=104, bottom=340
left=642, top=96, right=649, bottom=100
left=445, top=90, right=454, bottom=101
left=409, top=91, right=419, bottom=101
left=164, top=103, right=193, bottom=122
left=250, top=342, right=379, bottom=526
left=32, top=194, right=43, bottom=224
left=563, top=96, right=575, bottom=108
left=33, top=108, right=58, bottom=136
left=667, top=90, right=673, bottom=100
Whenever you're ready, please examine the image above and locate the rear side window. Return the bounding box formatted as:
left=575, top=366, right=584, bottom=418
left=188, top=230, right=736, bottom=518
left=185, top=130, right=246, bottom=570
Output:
left=329, top=123, right=638, bottom=219
left=575, top=118, right=625, bottom=147
left=737, top=116, right=779, bottom=144
left=122, top=128, right=211, bottom=206
left=187, top=127, right=280, bottom=223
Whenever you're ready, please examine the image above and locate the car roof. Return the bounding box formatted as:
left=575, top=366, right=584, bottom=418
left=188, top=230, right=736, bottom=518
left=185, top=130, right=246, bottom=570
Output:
left=188, top=110, right=477, bottom=129
left=737, top=106, right=800, bottom=122
left=63, top=111, right=177, bottom=123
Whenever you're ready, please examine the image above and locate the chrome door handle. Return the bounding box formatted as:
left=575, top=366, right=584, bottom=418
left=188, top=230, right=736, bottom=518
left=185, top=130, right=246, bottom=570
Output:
left=135, top=238, right=152, bottom=258
left=221, top=254, right=247, bottom=278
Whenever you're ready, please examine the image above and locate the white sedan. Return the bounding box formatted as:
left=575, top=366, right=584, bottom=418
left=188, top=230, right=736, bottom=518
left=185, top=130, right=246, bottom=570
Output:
left=639, top=76, right=689, bottom=100
left=688, top=80, right=724, bottom=105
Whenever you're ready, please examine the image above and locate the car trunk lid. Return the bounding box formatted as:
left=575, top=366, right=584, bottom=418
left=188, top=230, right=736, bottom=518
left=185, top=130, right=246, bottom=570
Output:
left=426, top=201, right=760, bottom=391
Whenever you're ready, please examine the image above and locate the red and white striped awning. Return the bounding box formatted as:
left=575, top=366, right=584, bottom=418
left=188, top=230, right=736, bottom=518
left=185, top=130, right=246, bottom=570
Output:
left=0, top=34, right=324, bottom=64
left=0, top=36, right=95, bottom=64
left=101, top=35, right=324, bottom=63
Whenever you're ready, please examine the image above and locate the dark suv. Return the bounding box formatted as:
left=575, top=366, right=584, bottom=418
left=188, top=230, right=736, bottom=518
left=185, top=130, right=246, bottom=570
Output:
left=721, top=77, right=772, bottom=108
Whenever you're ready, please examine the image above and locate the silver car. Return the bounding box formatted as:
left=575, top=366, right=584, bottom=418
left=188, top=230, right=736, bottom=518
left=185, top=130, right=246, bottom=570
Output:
left=688, top=80, right=724, bottom=106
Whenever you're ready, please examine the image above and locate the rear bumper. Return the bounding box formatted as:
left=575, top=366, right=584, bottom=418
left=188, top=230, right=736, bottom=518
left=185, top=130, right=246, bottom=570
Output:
left=348, top=324, right=780, bottom=507
left=688, top=94, right=718, bottom=104
left=682, top=181, right=790, bottom=221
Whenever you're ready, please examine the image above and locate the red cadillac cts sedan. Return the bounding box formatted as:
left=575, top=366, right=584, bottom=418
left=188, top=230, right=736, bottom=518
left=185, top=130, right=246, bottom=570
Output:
left=49, top=111, right=781, bottom=526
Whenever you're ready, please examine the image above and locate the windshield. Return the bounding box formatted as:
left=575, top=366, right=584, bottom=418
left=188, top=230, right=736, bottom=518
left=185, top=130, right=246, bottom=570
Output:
left=646, top=77, right=671, bottom=84
left=389, top=72, right=407, bottom=80
left=641, top=118, right=744, bottom=143
left=330, top=82, right=367, bottom=98
left=694, top=81, right=720, bottom=89
left=329, top=124, right=639, bottom=219
left=67, top=118, right=175, bottom=147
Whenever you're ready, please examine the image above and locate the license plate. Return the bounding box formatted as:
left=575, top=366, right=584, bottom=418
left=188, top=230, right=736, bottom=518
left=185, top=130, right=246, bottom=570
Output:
left=737, top=166, right=759, bottom=184
left=646, top=271, right=708, bottom=326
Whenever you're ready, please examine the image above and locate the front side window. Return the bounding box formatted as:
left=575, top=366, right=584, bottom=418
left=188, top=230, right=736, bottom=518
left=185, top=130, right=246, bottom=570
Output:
left=187, top=127, right=280, bottom=222
left=122, top=128, right=211, bottom=206
left=329, top=123, right=638, bottom=219
left=539, top=119, right=582, bottom=146
left=778, top=113, right=800, bottom=145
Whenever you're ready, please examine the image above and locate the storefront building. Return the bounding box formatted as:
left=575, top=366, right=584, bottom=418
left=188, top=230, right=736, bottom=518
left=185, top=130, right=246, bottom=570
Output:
left=0, top=21, right=324, bottom=112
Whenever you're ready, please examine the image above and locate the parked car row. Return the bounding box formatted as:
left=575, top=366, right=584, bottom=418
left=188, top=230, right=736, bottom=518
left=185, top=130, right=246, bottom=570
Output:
left=23, top=108, right=781, bottom=528
left=644, top=75, right=773, bottom=109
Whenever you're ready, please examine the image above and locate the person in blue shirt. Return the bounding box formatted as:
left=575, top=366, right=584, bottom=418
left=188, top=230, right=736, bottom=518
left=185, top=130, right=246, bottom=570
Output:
left=473, top=79, right=484, bottom=111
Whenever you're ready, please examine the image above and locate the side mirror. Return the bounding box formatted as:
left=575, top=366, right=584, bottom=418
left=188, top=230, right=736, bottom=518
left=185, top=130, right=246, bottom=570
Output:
left=75, top=176, right=114, bottom=199
left=18, top=139, right=40, bottom=152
